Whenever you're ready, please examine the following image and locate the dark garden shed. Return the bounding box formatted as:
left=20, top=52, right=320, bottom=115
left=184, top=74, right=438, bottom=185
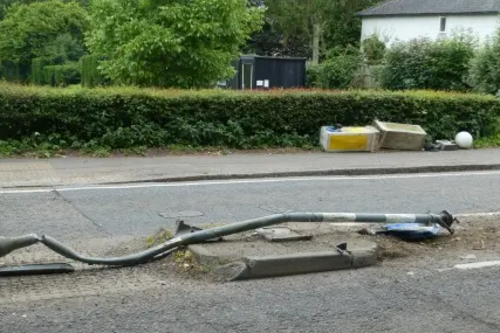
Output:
left=221, top=55, right=306, bottom=90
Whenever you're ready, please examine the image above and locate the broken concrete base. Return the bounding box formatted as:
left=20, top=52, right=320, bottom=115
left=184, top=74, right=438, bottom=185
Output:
left=187, top=222, right=378, bottom=281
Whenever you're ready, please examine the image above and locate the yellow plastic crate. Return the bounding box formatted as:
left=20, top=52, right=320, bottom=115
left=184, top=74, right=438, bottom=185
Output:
left=319, top=126, right=380, bottom=153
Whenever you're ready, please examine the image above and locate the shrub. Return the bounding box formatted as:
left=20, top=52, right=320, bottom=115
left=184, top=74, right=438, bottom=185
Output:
left=362, top=34, right=386, bottom=65
left=320, top=53, right=363, bottom=89
left=306, top=48, right=363, bottom=89
left=381, top=37, right=474, bottom=91
left=468, top=32, right=500, bottom=95
left=305, top=62, right=322, bottom=88
left=0, top=83, right=498, bottom=151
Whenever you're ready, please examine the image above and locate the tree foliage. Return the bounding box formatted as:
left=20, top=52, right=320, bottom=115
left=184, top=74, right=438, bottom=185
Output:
left=0, top=0, right=88, bottom=71
left=0, top=0, right=89, bottom=19
left=323, top=0, right=382, bottom=51
left=263, top=0, right=382, bottom=62
left=361, top=34, right=385, bottom=65
left=41, top=33, right=86, bottom=64
left=243, top=1, right=309, bottom=57
left=86, top=0, right=264, bottom=88
left=264, top=0, right=332, bottom=63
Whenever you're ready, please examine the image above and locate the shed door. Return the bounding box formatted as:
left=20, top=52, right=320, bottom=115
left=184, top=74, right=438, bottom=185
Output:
left=241, top=62, right=253, bottom=90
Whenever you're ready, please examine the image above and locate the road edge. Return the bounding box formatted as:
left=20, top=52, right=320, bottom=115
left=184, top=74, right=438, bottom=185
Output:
left=103, top=163, right=500, bottom=185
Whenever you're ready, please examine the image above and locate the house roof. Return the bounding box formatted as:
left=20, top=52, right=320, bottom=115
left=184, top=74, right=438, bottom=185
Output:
left=359, top=0, right=500, bottom=17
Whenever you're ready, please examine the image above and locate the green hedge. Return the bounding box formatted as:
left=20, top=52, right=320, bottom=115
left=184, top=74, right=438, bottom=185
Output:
left=81, top=55, right=107, bottom=87
left=42, top=62, right=81, bottom=87
left=31, top=58, right=46, bottom=85
left=0, top=61, right=30, bottom=82
left=31, top=59, right=81, bottom=86
left=0, top=83, right=499, bottom=149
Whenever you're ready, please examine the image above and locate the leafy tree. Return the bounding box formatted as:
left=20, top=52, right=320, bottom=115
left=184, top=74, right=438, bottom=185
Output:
left=243, top=18, right=310, bottom=57
left=0, top=0, right=88, bottom=75
left=86, top=0, right=264, bottom=88
left=0, top=0, right=89, bottom=20
left=323, top=0, right=382, bottom=51
left=264, top=0, right=331, bottom=64
left=0, top=0, right=31, bottom=20
left=244, top=0, right=309, bottom=57
left=263, top=0, right=382, bottom=63
left=41, top=33, right=86, bottom=64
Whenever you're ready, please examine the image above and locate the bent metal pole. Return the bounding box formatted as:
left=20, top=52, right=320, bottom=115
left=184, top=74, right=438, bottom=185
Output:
left=0, top=211, right=455, bottom=266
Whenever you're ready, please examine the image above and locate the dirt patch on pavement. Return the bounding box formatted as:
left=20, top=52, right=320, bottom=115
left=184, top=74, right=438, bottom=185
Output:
left=147, top=217, right=500, bottom=279
left=374, top=216, right=500, bottom=261
left=158, top=248, right=215, bottom=280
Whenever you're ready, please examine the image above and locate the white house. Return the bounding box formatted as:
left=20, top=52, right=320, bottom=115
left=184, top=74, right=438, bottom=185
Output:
left=359, top=0, right=500, bottom=46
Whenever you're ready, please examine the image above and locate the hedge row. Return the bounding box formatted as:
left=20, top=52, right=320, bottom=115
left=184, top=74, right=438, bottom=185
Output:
left=42, top=63, right=81, bottom=87
left=1, top=83, right=499, bottom=149
left=81, top=55, right=108, bottom=88
left=31, top=58, right=81, bottom=87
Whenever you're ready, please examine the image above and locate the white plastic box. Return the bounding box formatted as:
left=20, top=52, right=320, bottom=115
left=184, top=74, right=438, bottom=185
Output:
left=319, top=126, right=380, bottom=153
left=372, top=120, right=427, bottom=151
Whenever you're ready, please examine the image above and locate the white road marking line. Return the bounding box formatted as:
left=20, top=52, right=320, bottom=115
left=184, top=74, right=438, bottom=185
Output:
left=454, top=261, right=500, bottom=270
left=0, top=188, right=52, bottom=194
left=1, top=169, right=500, bottom=194
left=437, top=268, right=454, bottom=272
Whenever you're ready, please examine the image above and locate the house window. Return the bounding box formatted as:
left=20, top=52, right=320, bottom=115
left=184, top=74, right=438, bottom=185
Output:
left=440, top=17, right=447, bottom=32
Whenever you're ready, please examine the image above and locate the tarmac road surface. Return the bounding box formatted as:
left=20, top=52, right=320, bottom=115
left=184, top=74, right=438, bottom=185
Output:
left=2, top=170, right=500, bottom=332
left=2, top=170, right=500, bottom=238
left=1, top=262, right=500, bottom=333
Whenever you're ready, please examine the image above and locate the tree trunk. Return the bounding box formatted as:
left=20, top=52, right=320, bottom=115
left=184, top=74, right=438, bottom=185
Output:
left=312, top=23, right=321, bottom=65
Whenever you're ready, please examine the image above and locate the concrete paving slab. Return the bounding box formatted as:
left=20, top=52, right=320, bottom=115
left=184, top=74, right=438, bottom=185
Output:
left=187, top=223, right=378, bottom=281
left=256, top=226, right=313, bottom=242
left=0, top=161, right=61, bottom=187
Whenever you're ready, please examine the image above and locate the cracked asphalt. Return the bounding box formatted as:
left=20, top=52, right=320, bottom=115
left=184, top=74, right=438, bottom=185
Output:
left=2, top=171, right=500, bottom=332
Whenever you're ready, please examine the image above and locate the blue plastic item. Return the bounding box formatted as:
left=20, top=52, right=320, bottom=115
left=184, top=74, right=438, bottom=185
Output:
left=325, top=126, right=341, bottom=133
left=384, top=223, right=441, bottom=241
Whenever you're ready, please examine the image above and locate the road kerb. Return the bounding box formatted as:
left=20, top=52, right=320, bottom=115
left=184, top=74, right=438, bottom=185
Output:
left=102, top=163, right=500, bottom=185
left=187, top=241, right=378, bottom=281
left=3, top=163, right=500, bottom=189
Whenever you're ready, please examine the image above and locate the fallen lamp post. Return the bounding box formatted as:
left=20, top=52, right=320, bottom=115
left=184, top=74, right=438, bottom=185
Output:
left=0, top=211, right=455, bottom=274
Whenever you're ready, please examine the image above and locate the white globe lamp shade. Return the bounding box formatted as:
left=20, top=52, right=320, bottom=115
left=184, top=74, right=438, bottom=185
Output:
left=455, top=131, right=473, bottom=149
